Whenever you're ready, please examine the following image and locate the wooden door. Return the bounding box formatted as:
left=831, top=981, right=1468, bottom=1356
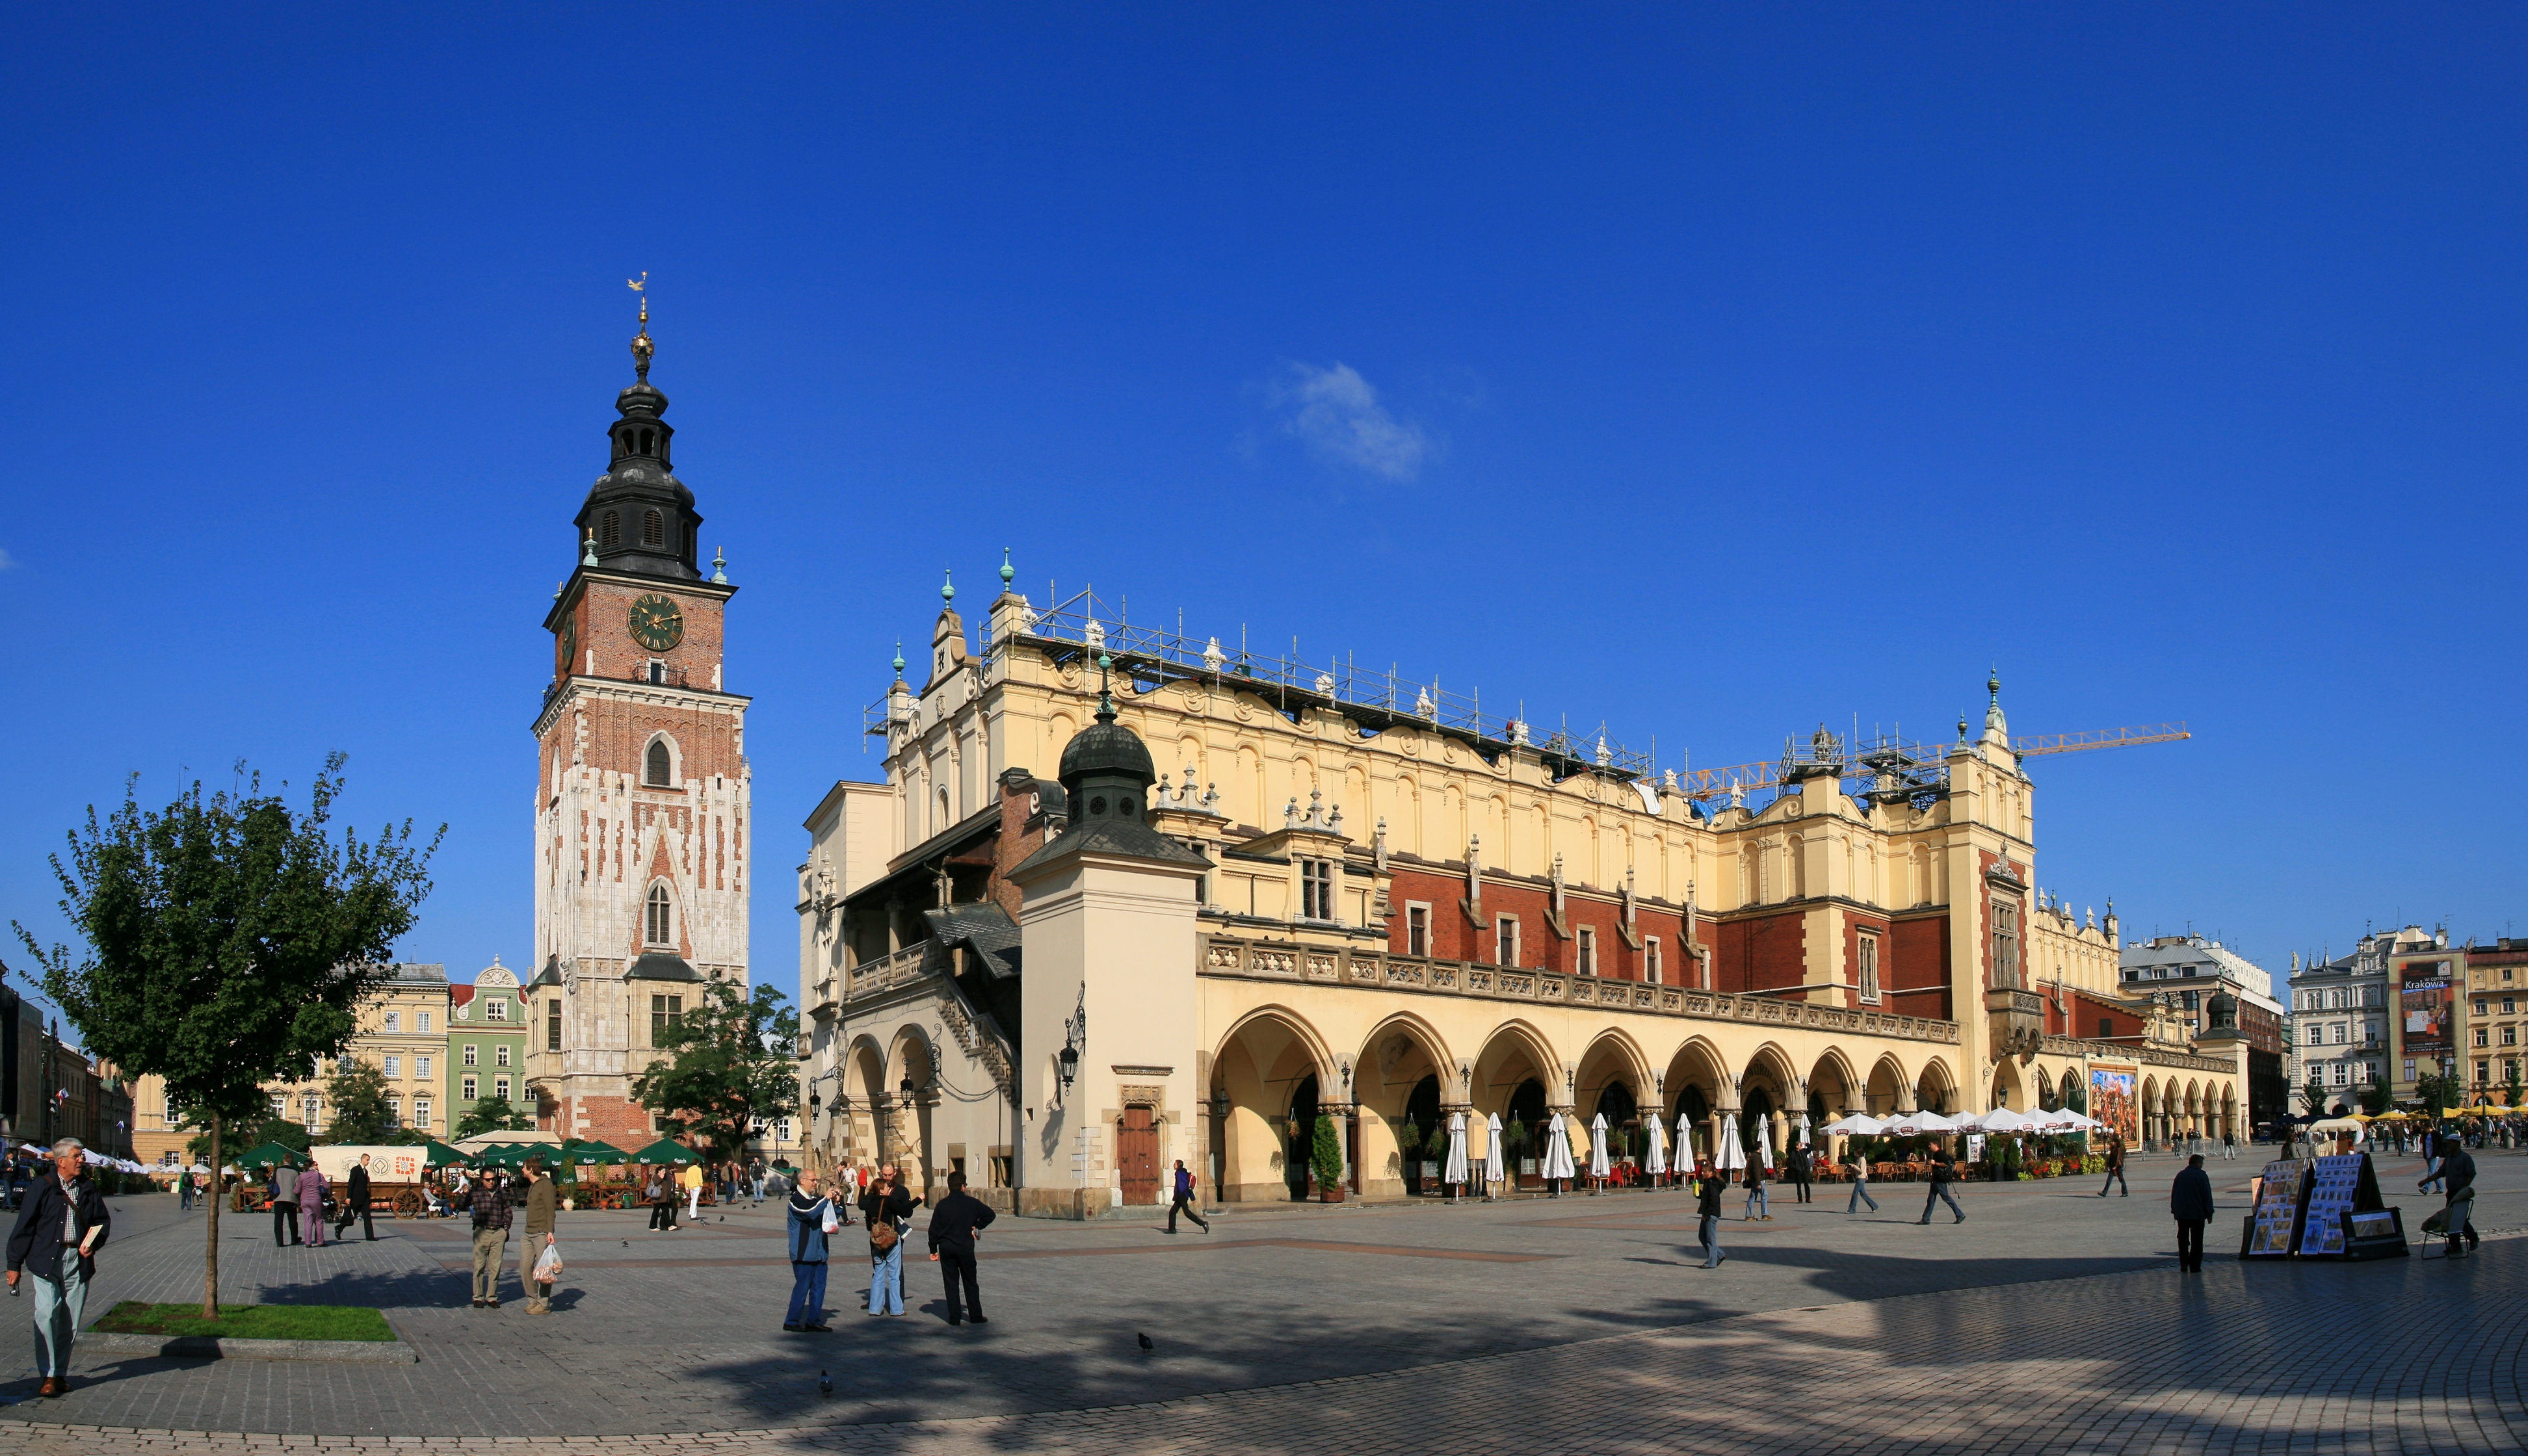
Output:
left=1118, top=1106, right=1160, bottom=1205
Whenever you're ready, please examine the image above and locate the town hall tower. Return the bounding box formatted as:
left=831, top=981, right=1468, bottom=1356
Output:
left=526, top=289, right=752, bottom=1144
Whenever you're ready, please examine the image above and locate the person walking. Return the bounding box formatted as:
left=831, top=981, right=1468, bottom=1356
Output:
left=2170, top=1153, right=2214, bottom=1272
left=1845, top=1149, right=1880, bottom=1215
left=858, top=1166, right=919, bottom=1317
left=646, top=1169, right=677, bottom=1232
left=2100, top=1136, right=2130, bottom=1197
left=339, top=1154, right=376, bottom=1242
left=466, top=1160, right=514, bottom=1308
left=681, top=1160, right=705, bottom=1223
left=2221, top=1129, right=2237, bottom=1162
left=927, top=1170, right=997, bottom=1325
left=1917, top=1146, right=1966, bottom=1224
left=1695, top=1162, right=1726, bottom=1268
left=1741, top=1158, right=1770, bottom=1221
left=521, top=1159, right=560, bottom=1314
left=2417, top=1128, right=2447, bottom=1193
left=272, top=1158, right=302, bottom=1247
left=750, top=1158, right=768, bottom=1207
left=176, top=1167, right=195, bottom=1213
left=298, top=1161, right=328, bottom=1247
left=1166, top=1160, right=1210, bottom=1234
left=5, top=1139, right=111, bottom=1399
left=783, top=1169, right=837, bottom=1331
left=1787, top=1143, right=1814, bottom=1204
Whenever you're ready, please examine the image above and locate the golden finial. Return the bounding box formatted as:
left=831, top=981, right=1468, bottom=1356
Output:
left=627, top=272, right=653, bottom=382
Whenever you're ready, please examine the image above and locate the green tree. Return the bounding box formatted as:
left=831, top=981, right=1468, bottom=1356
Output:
left=453, top=1093, right=536, bottom=1141
left=1310, top=1112, right=1345, bottom=1195
left=2414, top=1067, right=2462, bottom=1115
left=186, top=1115, right=308, bottom=1165
left=323, top=1058, right=408, bottom=1144
left=2298, top=1078, right=2330, bottom=1116
left=14, top=757, right=438, bottom=1318
left=2359, top=1078, right=2391, bottom=1117
left=627, top=979, right=800, bottom=1162
left=2505, top=1069, right=2523, bottom=1110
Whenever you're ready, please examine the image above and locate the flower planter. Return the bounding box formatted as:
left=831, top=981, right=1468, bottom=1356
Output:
left=1319, top=1184, right=1346, bottom=1204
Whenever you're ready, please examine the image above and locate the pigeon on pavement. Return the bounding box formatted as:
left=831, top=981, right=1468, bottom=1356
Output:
left=1137, top=1332, right=1154, bottom=1352
left=819, top=1370, right=834, bottom=1397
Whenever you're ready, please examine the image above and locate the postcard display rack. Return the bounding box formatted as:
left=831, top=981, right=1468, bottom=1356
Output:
left=2241, top=1154, right=2406, bottom=1261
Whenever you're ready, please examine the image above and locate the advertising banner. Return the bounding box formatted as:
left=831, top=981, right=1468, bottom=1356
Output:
left=2090, top=1067, right=2139, bottom=1144
left=2401, top=964, right=2452, bottom=1060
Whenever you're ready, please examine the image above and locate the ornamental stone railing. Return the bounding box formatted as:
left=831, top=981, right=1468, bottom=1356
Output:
left=839, top=941, right=1015, bottom=1100
left=1202, top=933, right=1961, bottom=1046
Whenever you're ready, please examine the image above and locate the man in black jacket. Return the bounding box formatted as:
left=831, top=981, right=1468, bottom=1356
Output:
left=2440, top=1143, right=2481, bottom=1257
left=1695, top=1162, right=1726, bottom=1268
left=338, top=1154, right=376, bottom=1242
left=1917, top=1147, right=1965, bottom=1225
left=926, top=1170, right=997, bottom=1325
left=5, top=1139, right=112, bottom=1398
left=2168, top=1153, right=2215, bottom=1272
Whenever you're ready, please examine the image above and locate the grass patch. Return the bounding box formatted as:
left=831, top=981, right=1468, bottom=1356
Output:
left=92, top=1302, right=395, bottom=1342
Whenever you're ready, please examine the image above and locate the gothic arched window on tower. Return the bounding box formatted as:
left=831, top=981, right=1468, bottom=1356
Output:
left=646, top=739, right=672, bottom=786
left=644, top=510, right=665, bottom=547
left=601, top=511, right=620, bottom=547
left=645, top=883, right=673, bottom=946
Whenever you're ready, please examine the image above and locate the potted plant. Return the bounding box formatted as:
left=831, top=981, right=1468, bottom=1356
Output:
left=1311, top=1113, right=1347, bottom=1203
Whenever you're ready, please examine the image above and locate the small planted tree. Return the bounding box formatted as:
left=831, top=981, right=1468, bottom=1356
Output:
left=628, top=980, right=801, bottom=1162
left=1310, top=1113, right=1345, bottom=1197
left=14, top=758, right=438, bottom=1318
left=453, top=1093, right=536, bottom=1141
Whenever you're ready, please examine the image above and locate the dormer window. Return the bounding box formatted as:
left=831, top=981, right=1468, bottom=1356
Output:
left=1300, top=859, right=1335, bottom=921
left=601, top=511, right=620, bottom=547
left=643, top=510, right=665, bottom=547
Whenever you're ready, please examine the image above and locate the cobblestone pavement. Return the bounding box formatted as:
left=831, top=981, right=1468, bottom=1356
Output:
left=1, top=1149, right=2517, bottom=1453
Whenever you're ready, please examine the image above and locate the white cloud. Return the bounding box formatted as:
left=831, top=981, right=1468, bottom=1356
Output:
left=0, top=547, right=16, bottom=569
left=1269, top=362, right=1436, bottom=482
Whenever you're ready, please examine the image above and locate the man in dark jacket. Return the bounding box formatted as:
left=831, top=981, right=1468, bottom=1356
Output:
left=2169, top=1153, right=2215, bottom=1272
left=1166, top=1159, right=1210, bottom=1233
left=1694, top=1163, right=1726, bottom=1268
left=338, top=1154, right=376, bottom=1242
left=1918, top=1147, right=1965, bottom=1224
left=1787, top=1143, right=1814, bottom=1204
left=2440, top=1143, right=2481, bottom=1257
left=926, top=1171, right=998, bottom=1325
left=2100, top=1136, right=2129, bottom=1197
left=272, top=1158, right=302, bottom=1246
left=5, top=1139, right=112, bottom=1398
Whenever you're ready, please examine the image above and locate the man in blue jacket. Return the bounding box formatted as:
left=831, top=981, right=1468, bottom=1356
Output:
left=5, top=1139, right=112, bottom=1398
left=2169, top=1153, right=2215, bottom=1272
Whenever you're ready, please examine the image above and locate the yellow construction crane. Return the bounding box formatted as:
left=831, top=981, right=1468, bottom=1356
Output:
left=1674, top=723, right=2191, bottom=802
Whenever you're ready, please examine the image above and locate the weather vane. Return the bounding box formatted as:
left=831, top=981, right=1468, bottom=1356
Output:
left=627, top=271, right=654, bottom=382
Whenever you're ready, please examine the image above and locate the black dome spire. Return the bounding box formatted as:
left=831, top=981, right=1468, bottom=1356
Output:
left=573, top=276, right=702, bottom=581
left=1059, top=653, right=1155, bottom=788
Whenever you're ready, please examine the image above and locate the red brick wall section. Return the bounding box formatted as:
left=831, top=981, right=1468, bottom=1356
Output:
left=2074, top=990, right=2148, bottom=1045
left=1844, top=912, right=1893, bottom=1011
left=1886, top=915, right=1953, bottom=1020
left=1711, top=911, right=1805, bottom=994
left=557, top=580, right=731, bottom=692
left=1383, top=867, right=1703, bottom=983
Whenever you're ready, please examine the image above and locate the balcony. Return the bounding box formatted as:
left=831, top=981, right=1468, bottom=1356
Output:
left=1985, top=987, right=2047, bottom=1056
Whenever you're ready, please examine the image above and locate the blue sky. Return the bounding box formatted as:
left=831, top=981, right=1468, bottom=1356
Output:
left=5, top=8, right=2523, bottom=1021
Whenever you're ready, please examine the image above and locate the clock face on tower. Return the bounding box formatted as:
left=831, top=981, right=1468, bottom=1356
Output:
left=628, top=593, right=685, bottom=652
left=558, top=615, right=577, bottom=673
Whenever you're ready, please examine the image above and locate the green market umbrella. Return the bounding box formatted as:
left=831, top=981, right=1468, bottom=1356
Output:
left=632, top=1138, right=698, bottom=1166
left=239, top=1141, right=302, bottom=1168
left=423, top=1139, right=467, bottom=1167
left=564, top=1139, right=632, bottom=1165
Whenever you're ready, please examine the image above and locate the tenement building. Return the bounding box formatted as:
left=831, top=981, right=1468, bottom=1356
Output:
left=2118, top=935, right=2290, bottom=1126
left=798, top=578, right=2247, bottom=1214
left=524, top=302, right=754, bottom=1146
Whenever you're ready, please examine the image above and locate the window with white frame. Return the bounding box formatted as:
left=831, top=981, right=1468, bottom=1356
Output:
left=302, top=1093, right=320, bottom=1125
left=462, top=1075, right=479, bottom=1101
left=419, top=1010, right=432, bottom=1033
left=488, top=997, right=508, bottom=1022
left=414, top=1096, right=431, bottom=1129
left=384, top=1010, right=401, bottom=1033
left=1406, top=904, right=1430, bottom=957
left=497, top=1045, right=510, bottom=1067
left=1646, top=937, right=1663, bottom=986
left=1577, top=927, right=1598, bottom=976
left=385, top=1097, right=401, bottom=1128
left=776, top=1117, right=795, bottom=1143
left=646, top=883, right=674, bottom=945
left=1495, top=916, right=1521, bottom=968
left=383, top=1055, right=401, bottom=1078
left=2330, top=1062, right=2347, bottom=1086
left=1858, top=933, right=1882, bottom=1004
left=495, top=1077, right=511, bottom=1102
left=464, top=1044, right=478, bottom=1067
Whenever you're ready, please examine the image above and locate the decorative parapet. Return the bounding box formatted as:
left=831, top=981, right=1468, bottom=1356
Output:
left=839, top=941, right=1014, bottom=1099
left=1202, top=934, right=1960, bottom=1045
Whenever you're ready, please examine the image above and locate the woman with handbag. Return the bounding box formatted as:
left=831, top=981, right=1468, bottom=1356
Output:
left=783, top=1169, right=837, bottom=1332
left=858, top=1167, right=919, bottom=1318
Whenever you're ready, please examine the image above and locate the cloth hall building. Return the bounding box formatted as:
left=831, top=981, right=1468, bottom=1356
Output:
left=797, top=580, right=2246, bottom=1216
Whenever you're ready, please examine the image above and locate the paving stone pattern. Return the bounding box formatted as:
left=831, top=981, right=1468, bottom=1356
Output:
left=1, top=1150, right=2518, bottom=1453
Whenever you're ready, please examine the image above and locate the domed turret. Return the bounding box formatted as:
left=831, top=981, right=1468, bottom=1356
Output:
left=1060, top=653, right=1157, bottom=825
left=572, top=280, right=702, bottom=581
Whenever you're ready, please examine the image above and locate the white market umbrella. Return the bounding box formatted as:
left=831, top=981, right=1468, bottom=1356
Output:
left=2050, top=1108, right=2103, bottom=1131
left=1716, top=1113, right=1746, bottom=1171
left=1796, top=1112, right=1812, bottom=1148
left=1542, top=1113, right=1577, bottom=1182
left=1484, top=1114, right=1505, bottom=1191
left=1884, top=1110, right=1955, bottom=1137
left=1759, top=1115, right=1777, bottom=1168
left=1588, top=1112, right=1612, bottom=1182
left=1443, top=1111, right=1469, bottom=1188
left=1974, top=1107, right=2039, bottom=1134
left=1643, top=1112, right=1669, bottom=1179
left=1824, top=1113, right=1884, bottom=1137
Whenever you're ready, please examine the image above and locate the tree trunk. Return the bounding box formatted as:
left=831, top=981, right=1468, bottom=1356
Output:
left=202, top=1113, right=222, bottom=1320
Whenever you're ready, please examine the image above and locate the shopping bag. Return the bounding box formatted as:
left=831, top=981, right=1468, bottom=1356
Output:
left=533, top=1242, right=564, bottom=1281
